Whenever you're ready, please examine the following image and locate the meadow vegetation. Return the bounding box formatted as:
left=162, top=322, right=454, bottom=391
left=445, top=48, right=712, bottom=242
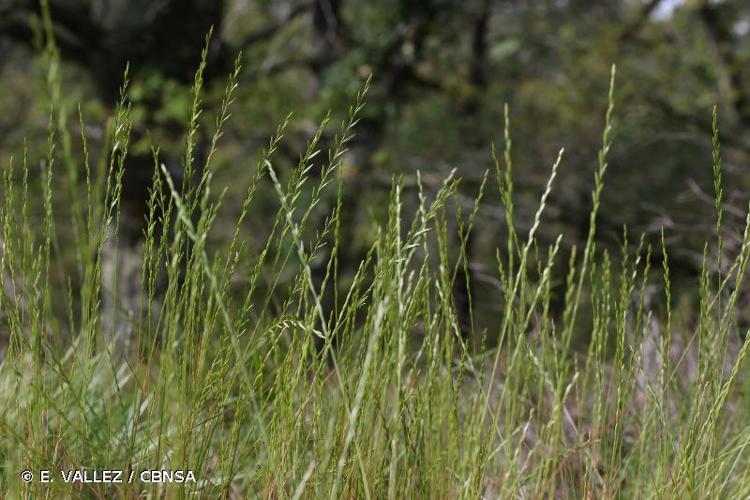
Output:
left=2, top=35, right=750, bottom=499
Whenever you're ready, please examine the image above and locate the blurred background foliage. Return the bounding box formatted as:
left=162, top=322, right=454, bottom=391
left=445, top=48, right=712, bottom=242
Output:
left=1, top=0, right=750, bottom=338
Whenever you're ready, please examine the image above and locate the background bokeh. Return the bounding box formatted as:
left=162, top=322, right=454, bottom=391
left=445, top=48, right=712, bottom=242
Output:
left=2, top=0, right=750, bottom=338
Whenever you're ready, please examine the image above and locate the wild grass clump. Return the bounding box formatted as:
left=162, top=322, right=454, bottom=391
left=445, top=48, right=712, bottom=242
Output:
left=1, top=34, right=750, bottom=498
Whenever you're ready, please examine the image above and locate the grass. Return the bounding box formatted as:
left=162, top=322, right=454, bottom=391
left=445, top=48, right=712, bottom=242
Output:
left=1, top=32, right=750, bottom=498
